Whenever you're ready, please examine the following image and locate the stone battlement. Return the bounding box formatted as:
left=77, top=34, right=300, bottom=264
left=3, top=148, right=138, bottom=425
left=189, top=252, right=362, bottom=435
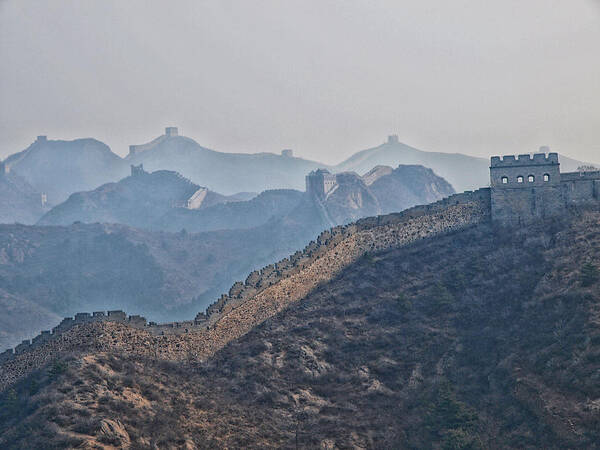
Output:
left=560, top=170, right=600, bottom=181
left=0, top=307, right=215, bottom=364
left=490, top=152, right=559, bottom=168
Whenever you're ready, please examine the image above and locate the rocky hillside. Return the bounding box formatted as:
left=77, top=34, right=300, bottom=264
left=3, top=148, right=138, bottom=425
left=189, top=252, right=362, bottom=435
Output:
left=0, top=169, right=49, bottom=224
left=1, top=203, right=599, bottom=448
left=314, top=165, right=455, bottom=227
left=37, top=168, right=236, bottom=230
left=4, top=137, right=127, bottom=204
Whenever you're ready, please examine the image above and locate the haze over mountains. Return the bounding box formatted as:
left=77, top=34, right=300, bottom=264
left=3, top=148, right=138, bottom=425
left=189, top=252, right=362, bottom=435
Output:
left=38, top=167, right=244, bottom=231
left=37, top=161, right=453, bottom=231
left=0, top=163, right=453, bottom=350
left=0, top=164, right=49, bottom=225
left=4, top=136, right=128, bottom=205
left=2, top=129, right=593, bottom=221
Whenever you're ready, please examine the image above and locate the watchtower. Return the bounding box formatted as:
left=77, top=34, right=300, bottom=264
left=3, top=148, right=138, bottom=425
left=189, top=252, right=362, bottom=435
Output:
left=130, top=164, right=145, bottom=177
left=490, top=149, right=562, bottom=224
left=490, top=151, right=560, bottom=189
left=305, top=169, right=337, bottom=199
left=387, top=135, right=399, bottom=145
left=165, top=127, right=178, bottom=137
left=281, top=149, right=294, bottom=157
left=36, top=135, right=47, bottom=143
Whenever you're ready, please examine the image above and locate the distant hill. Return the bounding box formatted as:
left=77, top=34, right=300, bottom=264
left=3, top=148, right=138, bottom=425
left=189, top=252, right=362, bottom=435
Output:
left=38, top=163, right=453, bottom=234
left=307, top=164, right=455, bottom=227
left=4, top=131, right=594, bottom=211
left=5, top=136, right=128, bottom=204
left=38, top=167, right=235, bottom=230
left=0, top=166, right=49, bottom=224
left=334, top=136, right=593, bottom=192
left=157, top=189, right=305, bottom=233
left=126, top=128, right=324, bottom=194
left=368, top=164, right=455, bottom=215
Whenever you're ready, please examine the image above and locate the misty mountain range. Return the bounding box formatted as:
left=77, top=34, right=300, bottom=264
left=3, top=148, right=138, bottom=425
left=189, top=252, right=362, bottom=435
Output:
left=3, top=129, right=593, bottom=220
left=0, top=163, right=453, bottom=350
left=0, top=127, right=590, bottom=349
left=38, top=163, right=453, bottom=232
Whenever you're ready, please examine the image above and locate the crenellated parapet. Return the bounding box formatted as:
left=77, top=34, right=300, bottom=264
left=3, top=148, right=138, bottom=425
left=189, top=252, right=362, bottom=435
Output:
left=490, top=152, right=559, bottom=168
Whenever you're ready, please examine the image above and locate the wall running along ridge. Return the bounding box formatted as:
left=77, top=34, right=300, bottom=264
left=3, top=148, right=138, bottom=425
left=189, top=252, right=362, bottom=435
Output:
left=0, top=189, right=490, bottom=390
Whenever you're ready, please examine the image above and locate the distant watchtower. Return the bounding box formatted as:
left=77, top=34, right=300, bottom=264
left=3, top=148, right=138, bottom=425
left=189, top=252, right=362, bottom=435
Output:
left=165, top=127, right=178, bottom=137
left=128, top=145, right=139, bottom=156
left=36, top=136, right=47, bottom=143
left=130, top=164, right=145, bottom=177
left=387, top=135, right=399, bottom=145
left=306, top=169, right=337, bottom=199
left=281, top=149, right=293, bottom=157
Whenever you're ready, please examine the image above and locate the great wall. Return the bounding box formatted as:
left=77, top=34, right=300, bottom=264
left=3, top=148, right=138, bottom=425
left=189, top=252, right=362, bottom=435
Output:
left=2, top=150, right=600, bottom=390
left=0, top=188, right=491, bottom=389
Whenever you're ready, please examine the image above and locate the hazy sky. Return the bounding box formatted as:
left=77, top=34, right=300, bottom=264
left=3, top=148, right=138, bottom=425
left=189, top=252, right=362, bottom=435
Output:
left=1, top=0, right=599, bottom=164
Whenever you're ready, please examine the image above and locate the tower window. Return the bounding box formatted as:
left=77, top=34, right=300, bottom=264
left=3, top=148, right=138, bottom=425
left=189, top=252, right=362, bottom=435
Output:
left=528, top=175, right=535, bottom=183
left=517, top=176, right=524, bottom=183
left=543, top=174, right=550, bottom=182
left=501, top=176, right=508, bottom=184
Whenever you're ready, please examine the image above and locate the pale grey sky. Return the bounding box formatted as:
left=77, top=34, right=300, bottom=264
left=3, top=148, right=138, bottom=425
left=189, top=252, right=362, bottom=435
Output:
left=1, top=0, right=599, bottom=164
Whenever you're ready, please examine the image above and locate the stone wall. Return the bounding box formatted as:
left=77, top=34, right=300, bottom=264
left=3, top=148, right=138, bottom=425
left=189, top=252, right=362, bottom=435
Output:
left=0, top=188, right=491, bottom=388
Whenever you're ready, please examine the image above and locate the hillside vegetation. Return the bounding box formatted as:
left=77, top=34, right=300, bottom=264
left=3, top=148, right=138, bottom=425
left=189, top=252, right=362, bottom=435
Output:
left=1, top=208, right=598, bottom=448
